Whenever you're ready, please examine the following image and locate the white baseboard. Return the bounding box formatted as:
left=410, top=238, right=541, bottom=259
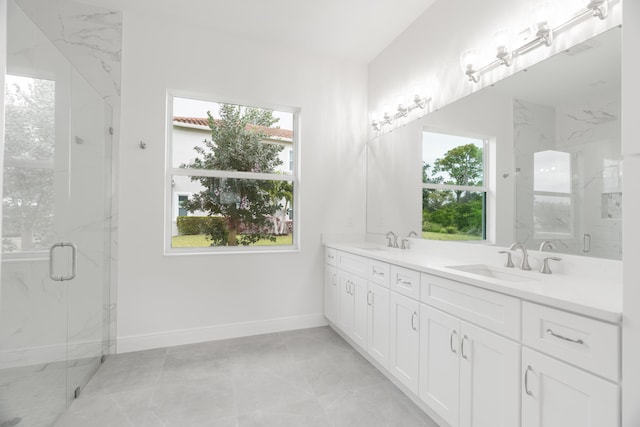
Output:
left=116, top=313, right=328, bottom=354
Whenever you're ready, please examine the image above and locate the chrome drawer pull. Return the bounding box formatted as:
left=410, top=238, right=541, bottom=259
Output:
left=397, top=277, right=413, bottom=286
left=450, top=330, right=458, bottom=354
left=545, top=328, right=584, bottom=345
left=524, top=365, right=533, bottom=396
left=461, top=335, right=469, bottom=359
left=372, top=267, right=385, bottom=277
left=411, top=312, right=418, bottom=331
left=367, top=290, right=373, bottom=306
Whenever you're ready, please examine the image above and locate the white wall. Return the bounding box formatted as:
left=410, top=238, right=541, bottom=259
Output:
left=622, top=0, right=640, bottom=426
left=0, top=0, right=5, bottom=287
left=116, top=11, right=368, bottom=351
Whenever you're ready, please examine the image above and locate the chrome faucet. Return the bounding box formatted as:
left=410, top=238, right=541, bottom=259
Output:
left=539, top=241, right=555, bottom=252
left=401, top=231, right=419, bottom=249
left=385, top=231, right=398, bottom=248
left=509, top=242, right=531, bottom=270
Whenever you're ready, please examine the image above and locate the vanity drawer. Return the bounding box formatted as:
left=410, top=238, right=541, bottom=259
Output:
left=337, top=251, right=368, bottom=277
left=522, top=302, right=620, bottom=381
left=326, top=248, right=337, bottom=266
left=420, top=273, right=521, bottom=340
left=369, top=259, right=391, bottom=288
left=390, top=266, right=420, bottom=300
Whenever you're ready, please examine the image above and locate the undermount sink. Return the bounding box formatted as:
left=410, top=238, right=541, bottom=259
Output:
left=446, top=264, right=536, bottom=283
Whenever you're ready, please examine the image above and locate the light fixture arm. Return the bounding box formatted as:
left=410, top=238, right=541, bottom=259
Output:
left=460, top=0, right=614, bottom=86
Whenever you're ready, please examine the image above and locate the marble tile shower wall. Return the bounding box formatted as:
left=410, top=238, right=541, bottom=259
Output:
left=1, top=0, right=122, bottom=368
left=515, top=94, right=622, bottom=259
left=15, top=0, right=122, bottom=108
left=16, top=0, right=123, bottom=354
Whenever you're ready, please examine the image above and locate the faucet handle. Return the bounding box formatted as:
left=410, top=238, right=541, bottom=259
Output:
left=540, top=256, right=562, bottom=274
left=498, top=251, right=515, bottom=268
left=401, top=238, right=411, bottom=250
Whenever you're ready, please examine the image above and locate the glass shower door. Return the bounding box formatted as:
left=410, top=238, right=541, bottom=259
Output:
left=65, top=69, right=112, bottom=403
left=0, top=0, right=112, bottom=425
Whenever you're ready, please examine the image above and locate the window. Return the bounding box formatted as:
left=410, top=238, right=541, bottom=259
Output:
left=2, top=75, right=56, bottom=255
left=532, top=150, right=572, bottom=239
left=422, top=131, right=487, bottom=241
left=166, top=95, right=298, bottom=252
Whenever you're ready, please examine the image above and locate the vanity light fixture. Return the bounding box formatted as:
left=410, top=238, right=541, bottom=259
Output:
left=588, top=0, right=608, bottom=19
left=370, top=90, right=431, bottom=131
left=494, top=29, right=514, bottom=66
left=530, top=2, right=554, bottom=47
left=460, top=0, right=612, bottom=84
left=460, top=49, right=480, bottom=83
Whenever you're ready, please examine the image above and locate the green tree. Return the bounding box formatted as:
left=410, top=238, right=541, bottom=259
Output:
left=433, top=143, right=483, bottom=202
left=183, top=104, right=284, bottom=246
left=267, top=178, right=293, bottom=235
left=3, top=77, right=56, bottom=252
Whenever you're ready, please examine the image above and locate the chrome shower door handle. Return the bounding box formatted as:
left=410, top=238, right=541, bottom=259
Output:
left=49, top=242, right=78, bottom=282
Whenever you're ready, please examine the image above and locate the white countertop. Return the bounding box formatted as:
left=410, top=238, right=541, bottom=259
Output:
left=326, top=241, right=623, bottom=324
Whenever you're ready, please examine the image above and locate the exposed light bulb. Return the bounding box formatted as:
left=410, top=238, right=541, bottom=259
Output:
left=460, top=49, right=479, bottom=83
left=494, top=28, right=514, bottom=66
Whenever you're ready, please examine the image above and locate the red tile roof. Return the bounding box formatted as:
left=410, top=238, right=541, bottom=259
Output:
left=173, top=116, right=292, bottom=140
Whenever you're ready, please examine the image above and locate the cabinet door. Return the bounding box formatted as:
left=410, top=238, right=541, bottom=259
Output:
left=522, top=347, right=619, bottom=427
left=324, top=265, right=338, bottom=323
left=368, top=283, right=390, bottom=369
left=419, top=304, right=461, bottom=427
left=351, top=275, right=368, bottom=349
left=336, top=270, right=354, bottom=333
left=459, top=322, right=520, bottom=427
left=389, top=292, right=420, bottom=393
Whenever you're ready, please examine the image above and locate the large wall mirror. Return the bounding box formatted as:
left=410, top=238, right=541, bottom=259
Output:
left=367, top=27, right=621, bottom=260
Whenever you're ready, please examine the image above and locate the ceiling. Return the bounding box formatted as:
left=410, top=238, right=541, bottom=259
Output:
left=80, top=0, right=438, bottom=63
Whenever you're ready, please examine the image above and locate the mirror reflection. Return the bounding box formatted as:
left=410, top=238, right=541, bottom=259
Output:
left=366, top=27, right=621, bottom=260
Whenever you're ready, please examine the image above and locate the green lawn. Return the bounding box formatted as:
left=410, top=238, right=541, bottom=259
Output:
left=422, top=231, right=483, bottom=241
left=172, top=234, right=293, bottom=248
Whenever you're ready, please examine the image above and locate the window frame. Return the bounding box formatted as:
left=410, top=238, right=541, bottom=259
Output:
left=421, top=128, right=490, bottom=242
left=164, top=92, right=300, bottom=255
left=2, top=72, right=57, bottom=260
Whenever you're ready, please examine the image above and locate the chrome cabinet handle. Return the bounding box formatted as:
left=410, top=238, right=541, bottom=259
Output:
left=546, top=328, right=584, bottom=345
left=397, top=277, right=413, bottom=286
left=328, top=254, right=335, bottom=259
left=450, top=330, right=458, bottom=354
left=372, top=267, right=385, bottom=277
left=583, top=234, right=591, bottom=253
left=524, top=365, right=533, bottom=396
left=461, top=335, right=469, bottom=359
left=49, top=242, right=78, bottom=282
left=411, top=312, right=418, bottom=331
left=332, top=274, right=337, bottom=286
left=367, top=290, right=373, bottom=306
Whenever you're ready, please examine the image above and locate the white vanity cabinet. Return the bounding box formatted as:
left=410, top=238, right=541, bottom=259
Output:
left=367, top=281, right=390, bottom=369
left=324, top=264, right=337, bottom=323
left=336, top=269, right=368, bottom=349
left=323, top=245, right=621, bottom=427
left=521, top=347, right=619, bottom=427
left=389, top=291, right=421, bottom=394
left=521, top=302, right=620, bottom=427
left=419, top=300, right=520, bottom=427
